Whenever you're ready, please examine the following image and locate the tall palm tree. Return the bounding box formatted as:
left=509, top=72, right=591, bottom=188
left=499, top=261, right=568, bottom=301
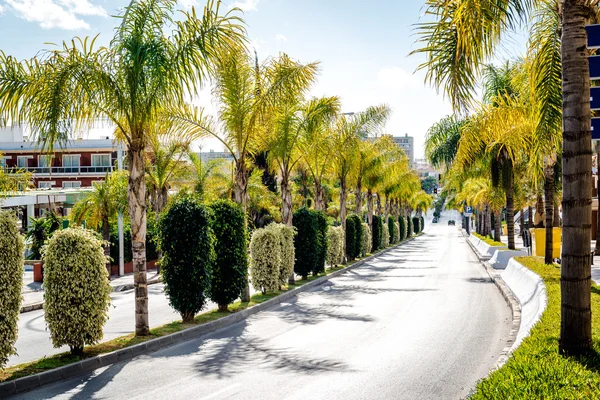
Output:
left=414, top=0, right=595, bottom=355
left=424, top=115, right=465, bottom=171
left=0, top=0, right=245, bottom=336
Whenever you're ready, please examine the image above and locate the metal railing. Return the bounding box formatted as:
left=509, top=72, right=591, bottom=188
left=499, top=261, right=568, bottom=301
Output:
left=2, top=166, right=116, bottom=175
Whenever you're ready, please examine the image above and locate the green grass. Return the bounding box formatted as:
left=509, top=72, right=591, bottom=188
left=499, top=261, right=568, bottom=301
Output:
left=473, top=232, right=505, bottom=247
left=472, top=256, right=600, bottom=399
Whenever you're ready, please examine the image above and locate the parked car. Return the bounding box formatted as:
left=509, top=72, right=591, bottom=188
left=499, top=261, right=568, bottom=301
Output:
left=448, top=220, right=455, bottom=226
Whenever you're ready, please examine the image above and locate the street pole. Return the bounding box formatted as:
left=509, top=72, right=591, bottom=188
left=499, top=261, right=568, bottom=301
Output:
left=117, top=141, right=125, bottom=277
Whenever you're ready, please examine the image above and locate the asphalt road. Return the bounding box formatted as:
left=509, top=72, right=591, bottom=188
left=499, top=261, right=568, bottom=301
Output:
left=13, top=214, right=511, bottom=400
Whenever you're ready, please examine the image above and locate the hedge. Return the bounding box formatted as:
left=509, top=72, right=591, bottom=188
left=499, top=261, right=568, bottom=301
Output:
left=388, top=216, right=395, bottom=243
left=267, top=223, right=295, bottom=286
left=393, top=222, right=400, bottom=244
left=159, top=196, right=214, bottom=322
left=293, top=207, right=319, bottom=279
left=43, top=228, right=112, bottom=354
left=315, top=211, right=328, bottom=275
left=421, top=216, right=425, bottom=232
left=345, top=215, right=357, bottom=261
left=361, top=222, right=372, bottom=257
left=250, top=227, right=281, bottom=293
left=0, top=211, right=25, bottom=367
left=407, top=216, right=413, bottom=237
left=372, top=215, right=383, bottom=251
left=413, top=217, right=421, bottom=234
left=399, top=216, right=406, bottom=241
left=349, top=214, right=362, bottom=260
left=382, top=222, right=390, bottom=248
left=209, top=200, right=248, bottom=312
left=326, top=226, right=344, bottom=267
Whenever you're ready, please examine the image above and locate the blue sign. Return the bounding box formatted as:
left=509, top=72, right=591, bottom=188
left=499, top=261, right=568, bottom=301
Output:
left=592, top=118, right=600, bottom=139
left=589, top=56, right=600, bottom=80
left=587, top=24, right=600, bottom=49
left=591, top=87, right=600, bottom=110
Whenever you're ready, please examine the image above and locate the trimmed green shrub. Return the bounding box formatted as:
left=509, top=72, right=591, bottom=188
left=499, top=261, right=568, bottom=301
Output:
left=407, top=216, right=413, bottom=237
left=388, top=217, right=395, bottom=243
left=393, top=222, right=400, bottom=244
left=0, top=211, right=25, bottom=367
left=345, top=215, right=356, bottom=261
left=315, top=211, right=328, bottom=275
left=382, top=223, right=390, bottom=247
left=159, top=196, right=214, bottom=322
left=26, top=212, right=62, bottom=260
left=209, top=200, right=248, bottom=312
left=413, top=217, right=421, bottom=234
left=44, top=228, right=111, bottom=354
left=267, top=223, right=295, bottom=286
left=421, top=216, right=425, bottom=232
left=250, top=227, right=281, bottom=293
left=293, top=207, right=319, bottom=279
left=361, top=222, right=372, bottom=256
left=372, top=215, right=383, bottom=251
left=399, top=216, right=406, bottom=241
left=349, top=214, right=362, bottom=260
left=326, top=226, right=344, bottom=267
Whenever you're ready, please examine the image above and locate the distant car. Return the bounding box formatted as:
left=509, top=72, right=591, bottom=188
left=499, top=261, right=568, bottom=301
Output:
left=448, top=220, right=455, bottom=226
left=433, top=217, right=439, bottom=223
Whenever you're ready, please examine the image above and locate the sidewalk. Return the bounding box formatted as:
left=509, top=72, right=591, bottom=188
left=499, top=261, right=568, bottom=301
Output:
left=21, top=270, right=162, bottom=313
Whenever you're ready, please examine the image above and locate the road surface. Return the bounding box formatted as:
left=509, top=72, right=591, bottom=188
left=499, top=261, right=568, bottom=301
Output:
left=13, top=216, right=511, bottom=400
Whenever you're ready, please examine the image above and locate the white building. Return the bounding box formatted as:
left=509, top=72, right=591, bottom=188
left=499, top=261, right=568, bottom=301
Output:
left=390, top=134, right=414, bottom=166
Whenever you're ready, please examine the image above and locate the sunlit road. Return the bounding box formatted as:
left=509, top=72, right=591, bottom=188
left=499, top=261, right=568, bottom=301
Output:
left=14, top=214, right=511, bottom=400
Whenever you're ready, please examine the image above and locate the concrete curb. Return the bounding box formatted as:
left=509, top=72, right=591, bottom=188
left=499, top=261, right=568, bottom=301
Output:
left=19, top=278, right=163, bottom=314
left=1, top=235, right=423, bottom=398
left=462, top=231, right=521, bottom=370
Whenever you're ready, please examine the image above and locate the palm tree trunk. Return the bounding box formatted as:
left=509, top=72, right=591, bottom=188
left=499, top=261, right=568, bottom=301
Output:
left=544, top=164, right=555, bottom=264
left=528, top=206, right=533, bottom=229
left=281, top=171, right=293, bottom=225
left=314, top=181, right=324, bottom=211
left=376, top=193, right=382, bottom=216
left=559, top=0, right=593, bottom=355
left=102, top=216, right=111, bottom=277
left=553, top=201, right=560, bottom=227
left=340, top=177, right=348, bottom=264
left=506, top=164, right=515, bottom=250
left=355, top=178, right=362, bottom=214
left=367, top=189, right=374, bottom=225
left=128, top=146, right=149, bottom=336
left=384, top=196, right=389, bottom=221
left=233, top=157, right=251, bottom=301
left=520, top=208, right=525, bottom=244
left=493, top=210, right=501, bottom=243
left=485, top=204, right=492, bottom=236
left=535, top=195, right=545, bottom=228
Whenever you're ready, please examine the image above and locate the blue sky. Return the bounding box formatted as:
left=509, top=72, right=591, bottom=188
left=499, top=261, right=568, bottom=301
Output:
left=0, top=0, right=527, bottom=157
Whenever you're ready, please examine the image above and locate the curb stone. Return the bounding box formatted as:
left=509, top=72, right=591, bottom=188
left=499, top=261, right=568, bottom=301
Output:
left=1, top=235, right=423, bottom=398
left=19, top=278, right=163, bottom=314
left=461, top=231, right=521, bottom=370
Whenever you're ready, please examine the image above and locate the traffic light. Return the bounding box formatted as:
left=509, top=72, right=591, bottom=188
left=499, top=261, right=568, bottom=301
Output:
left=433, top=188, right=438, bottom=194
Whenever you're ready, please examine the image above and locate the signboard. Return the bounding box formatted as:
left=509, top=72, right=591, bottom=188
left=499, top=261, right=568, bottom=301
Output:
left=591, top=87, right=600, bottom=110
left=464, top=206, right=473, bottom=217
left=592, top=118, right=600, bottom=139
left=589, top=56, right=600, bottom=80
left=586, top=24, right=600, bottom=49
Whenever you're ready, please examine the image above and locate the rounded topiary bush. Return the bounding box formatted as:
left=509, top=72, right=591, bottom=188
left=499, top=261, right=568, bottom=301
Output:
left=372, top=215, right=383, bottom=251
left=361, top=222, right=372, bottom=256
left=293, top=207, right=319, bottom=279
left=326, top=226, right=344, bottom=267
left=399, top=216, right=406, bottom=241
left=209, top=200, right=248, bottom=312
left=159, top=196, right=214, bottom=322
left=267, top=223, right=295, bottom=287
left=44, top=227, right=111, bottom=354
left=393, top=222, right=400, bottom=244
left=0, top=211, right=25, bottom=367
left=315, top=211, right=328, bottom=275
left=349, top=214, right=362, bottom=260
left=407, top=216, right=413, bottom=237
left=388, top=217, right=395, bottom=243
left=345, top=215, right=356, bottom=261
left=250, top=227, right=281, bottom=293
left=382, top=222, right=390, bottom=247
left=413, top=217, right=421, bottom=234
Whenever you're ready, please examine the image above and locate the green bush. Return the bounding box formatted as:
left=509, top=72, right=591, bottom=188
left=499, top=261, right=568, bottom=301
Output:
left=26, top=212, right=62, bottom=260
left=382, top=222, right=390, bottom=247
left=293, top=207, right=319, bottom=279
left=267, top=223, right=295, bottom=286
left=0, top=211, right=25, bottom=367
left=345, top=215, right=356, bottom=261
left=146, top=213, right=159, bottom=261
left=393, top=222, right=400, bottom=244
left=43, top=228, right=111, bottom=354
left=361, top=222, right=372, bottom=256
left=110, top=218, right=159, bottom=265
left=326, top=226, right=344, bottom=267
left=407, top=216, right=413, bottom=237
left=315, top=211, right=328, bottom=275
left=388, top=216, right=395, bottom=243
left=399, top=216, right=406, bottom=241
left=421, top=216, right=425, bottom=232
left=209, top=200, right=248, bottom=312
left=159, top=196, right=214, bottom=322
left=349, top=214, right=362, bottom=260
left=413, top=217, right=421, bottom=234
left=250, top=227, right=281, bottom=293
left=372, top=215, right=383, bottom=251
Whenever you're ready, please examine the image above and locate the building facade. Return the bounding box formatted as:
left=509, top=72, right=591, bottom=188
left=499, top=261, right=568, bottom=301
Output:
left=390, top=134, right=414, bottom=166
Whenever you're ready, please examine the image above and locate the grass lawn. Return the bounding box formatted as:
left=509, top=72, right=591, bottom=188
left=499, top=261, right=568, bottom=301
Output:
left=472, top=256, right=600, bottom=399
left=473, top=232, right=505, bottom=247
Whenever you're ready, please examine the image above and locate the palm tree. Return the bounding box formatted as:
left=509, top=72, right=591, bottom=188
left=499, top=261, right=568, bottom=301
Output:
left=0, top=0, right=246, bottom=336
left=71, top=170, right=128, bottom=272
left=414, top=0, right=594, bottom=355
left=187, top=152, right=222, bottom=201
left=424, top=115, right=465, bottom=172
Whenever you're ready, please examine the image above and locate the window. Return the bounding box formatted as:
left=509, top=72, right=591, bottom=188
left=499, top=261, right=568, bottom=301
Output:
left=38, top=181, right=53, bottom=189
left=62, top=155, right=80, bottom=167
left=62, top=181, right=81, bottom=188
left=91, top=154, right=110, bottom=167
left=17, top=156, right=29, bottom=169
left=38, top=155, right=51, bottom=168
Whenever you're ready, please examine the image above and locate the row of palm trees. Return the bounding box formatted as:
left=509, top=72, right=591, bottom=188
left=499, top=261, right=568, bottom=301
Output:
left=415, top=0, right=593, bottom=356
left=0, top=0, right=427, bottom=337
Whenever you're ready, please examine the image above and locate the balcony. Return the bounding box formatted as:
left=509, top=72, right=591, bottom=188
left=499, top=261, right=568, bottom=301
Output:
left=3, top=166, right=116, bottom=176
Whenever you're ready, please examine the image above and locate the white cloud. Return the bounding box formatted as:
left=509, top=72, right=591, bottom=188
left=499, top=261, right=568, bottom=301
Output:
left=5, top=0, right=107, bottom=30
left=376, top=67, right=418, bottom=90
left=178, top=0, right=198, bottom=9
left=230, top=0, right=258, bottom=12
left=275, top=34, right=287, bottom=42
left=0, top=4, right=4, bottom=14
